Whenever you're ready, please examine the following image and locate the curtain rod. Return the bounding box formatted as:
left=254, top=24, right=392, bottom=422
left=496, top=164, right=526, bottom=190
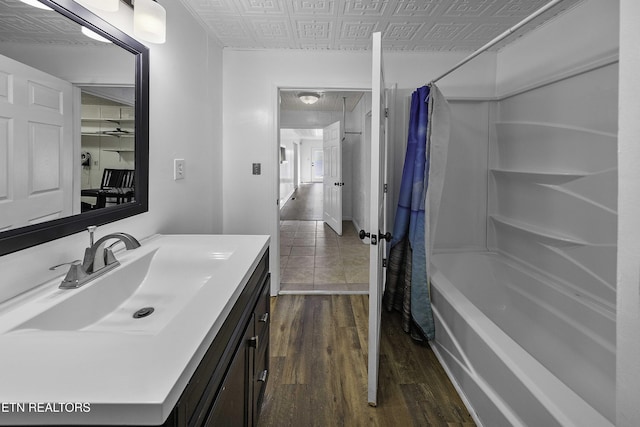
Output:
left=429, top=0, right=566, bottom=85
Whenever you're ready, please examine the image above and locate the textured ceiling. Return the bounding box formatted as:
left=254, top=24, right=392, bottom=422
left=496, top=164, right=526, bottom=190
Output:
left=178, top=0, right=582, bottom=52
left=0, top=0, right=109, bottom=46
left=0, top=0, right=582, bottom=51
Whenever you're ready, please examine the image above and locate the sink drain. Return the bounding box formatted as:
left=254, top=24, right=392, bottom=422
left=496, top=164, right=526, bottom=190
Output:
left=133, top=307, right=155, bottom=319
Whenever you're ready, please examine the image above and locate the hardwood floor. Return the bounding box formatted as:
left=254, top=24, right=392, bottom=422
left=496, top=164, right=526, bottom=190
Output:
left=258, top=295, right=476, bottom=427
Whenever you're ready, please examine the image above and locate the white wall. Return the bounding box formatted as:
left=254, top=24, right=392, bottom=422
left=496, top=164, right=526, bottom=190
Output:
left=617, top=0, right=640, bottom=424
left=0, top=0, right=223, bottom=304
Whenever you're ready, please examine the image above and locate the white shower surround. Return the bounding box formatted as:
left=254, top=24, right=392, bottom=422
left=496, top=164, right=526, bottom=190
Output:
left=429, top=63, right=618, bottom=426
left=428, top=1, right=619, bottom=423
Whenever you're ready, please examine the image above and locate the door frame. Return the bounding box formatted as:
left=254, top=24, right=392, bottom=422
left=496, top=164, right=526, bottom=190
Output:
left=272, top=84, right=370, bottom=296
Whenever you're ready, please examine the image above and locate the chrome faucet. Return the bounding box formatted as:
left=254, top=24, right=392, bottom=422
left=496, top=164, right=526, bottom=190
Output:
left=51, top=227, right=141, bottom=289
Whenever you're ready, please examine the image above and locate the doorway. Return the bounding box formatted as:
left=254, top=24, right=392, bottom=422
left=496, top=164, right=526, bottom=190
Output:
left=311, top=148, right=323, bottom=182
left=278, top=89, right=370, bottom=294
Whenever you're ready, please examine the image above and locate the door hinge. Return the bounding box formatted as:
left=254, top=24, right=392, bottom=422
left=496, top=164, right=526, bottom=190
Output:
left=382, top=258, right=388, bottom=268
left=383, top=183, right=388, bottom=193
left=384, top=108, right=389, bottom=118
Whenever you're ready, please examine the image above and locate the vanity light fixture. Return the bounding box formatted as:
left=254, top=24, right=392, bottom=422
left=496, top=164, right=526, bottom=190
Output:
left=73, top=0, right=166, bottom=45
left=133, top=0, right=167, bottom=44
left=76, top=0, right=120, bottom=12
left=18, top=0, right=53, bottom=10
left=298, top=92, right=320, bottom=105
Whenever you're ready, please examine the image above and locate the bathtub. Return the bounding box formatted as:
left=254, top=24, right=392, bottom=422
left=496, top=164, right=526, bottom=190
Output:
left=429, top=251, right=615, bottom=427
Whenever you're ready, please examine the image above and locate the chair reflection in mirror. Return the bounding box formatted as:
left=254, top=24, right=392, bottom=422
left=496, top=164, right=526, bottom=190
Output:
left=81, top=169, right=135, bottom=211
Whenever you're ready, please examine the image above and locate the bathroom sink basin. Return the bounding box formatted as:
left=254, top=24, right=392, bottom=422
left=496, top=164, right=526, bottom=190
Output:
left=7, top=235, right=236, bottom=334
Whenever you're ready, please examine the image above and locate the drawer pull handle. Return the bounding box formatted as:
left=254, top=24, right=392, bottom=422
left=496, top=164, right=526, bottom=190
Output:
left=249, top=335, right=259, bottom=349
left=259, top=313, right=269, bottom=323
left=258, top=369, right=268, bottom=383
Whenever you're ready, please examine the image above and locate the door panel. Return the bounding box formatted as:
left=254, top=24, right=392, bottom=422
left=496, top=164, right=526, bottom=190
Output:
left=0, top=54, right=74, bottom=231
left=368, top=31, right=387, bottom=407
left=322, top=121, right=342, bottom=235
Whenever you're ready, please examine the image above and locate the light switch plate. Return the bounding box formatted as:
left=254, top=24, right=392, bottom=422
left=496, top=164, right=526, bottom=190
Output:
left=174, top=159, right=185, bottom=180
left=252, top=163, right=261, bottom=175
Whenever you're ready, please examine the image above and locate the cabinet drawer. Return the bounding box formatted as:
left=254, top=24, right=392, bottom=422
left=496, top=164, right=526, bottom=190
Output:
left=253, top=342, right=268, bottom=426
left=204, top=324, right=253, bottom=427
left=254, top=276, right=270, bottom=343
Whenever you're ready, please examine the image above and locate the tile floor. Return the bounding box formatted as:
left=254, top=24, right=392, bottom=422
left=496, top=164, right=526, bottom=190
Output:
left=279, top=219, right=369, bottom=293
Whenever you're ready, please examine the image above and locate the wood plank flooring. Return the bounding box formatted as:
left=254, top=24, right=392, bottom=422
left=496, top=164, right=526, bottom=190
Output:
left=258, top=295, right=476, bottom=427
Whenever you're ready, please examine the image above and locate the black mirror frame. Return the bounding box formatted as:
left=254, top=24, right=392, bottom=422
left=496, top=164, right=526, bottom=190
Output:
left=0, top=0, right=149, bottom=256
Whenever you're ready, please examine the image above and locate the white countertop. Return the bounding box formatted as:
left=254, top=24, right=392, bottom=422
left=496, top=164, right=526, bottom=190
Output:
left=0, top=234, right=270, bottom=425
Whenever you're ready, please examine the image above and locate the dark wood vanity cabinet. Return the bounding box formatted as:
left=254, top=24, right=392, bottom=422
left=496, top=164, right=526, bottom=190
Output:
left=173, top=249, right=270, bottom=427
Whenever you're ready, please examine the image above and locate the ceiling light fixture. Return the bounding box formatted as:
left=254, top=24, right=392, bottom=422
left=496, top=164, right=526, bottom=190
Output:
left=76, top=0, right=120, bottom=12
left=18, top=0, right=52, bottom=10
left=299, top=92, right=320, bottom=105
left=133, top=0, right=167, bottom=44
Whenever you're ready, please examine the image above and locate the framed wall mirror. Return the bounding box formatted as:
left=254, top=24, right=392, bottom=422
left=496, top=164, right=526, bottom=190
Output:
left=0, top=0, right=149, bottom=256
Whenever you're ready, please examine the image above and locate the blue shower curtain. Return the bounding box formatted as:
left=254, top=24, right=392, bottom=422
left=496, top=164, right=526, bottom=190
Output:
left=383, top=84, right=450, bottom=341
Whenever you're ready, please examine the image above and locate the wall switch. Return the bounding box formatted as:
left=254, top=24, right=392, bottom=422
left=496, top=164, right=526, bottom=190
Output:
left=252, top=163, right=261, bottom=175
left=174, top=159, right=185, bottom=180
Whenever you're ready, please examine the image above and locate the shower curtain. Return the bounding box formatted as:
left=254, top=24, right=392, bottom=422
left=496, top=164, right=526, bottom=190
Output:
left=383, top=83, right=451, bottom=341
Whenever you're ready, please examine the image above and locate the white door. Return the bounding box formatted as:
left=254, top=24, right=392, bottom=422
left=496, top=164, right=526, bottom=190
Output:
left=368, top=31, right=388, bottom=406
left=322, top=120, right=342, bottom=235
left=311, top=147, right=323, bottom=182
left=0, top=54, right=74, bottom=231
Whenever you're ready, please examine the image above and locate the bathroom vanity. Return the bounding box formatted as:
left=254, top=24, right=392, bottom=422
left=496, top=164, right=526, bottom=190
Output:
left=171, top=243, right=271, bottom=427
left=0, top=234, right=270, bottom=427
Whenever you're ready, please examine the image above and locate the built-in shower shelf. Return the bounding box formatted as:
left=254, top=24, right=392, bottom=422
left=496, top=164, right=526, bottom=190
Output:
left=490, top=215, right=589, bottom=246
left=490, top=168, right=588, bottom=183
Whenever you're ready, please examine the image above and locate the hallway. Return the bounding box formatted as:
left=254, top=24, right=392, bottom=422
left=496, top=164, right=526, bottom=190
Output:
left=280, top=183, right=369, bottom=293
left=280, top=183, right=323, bottom=221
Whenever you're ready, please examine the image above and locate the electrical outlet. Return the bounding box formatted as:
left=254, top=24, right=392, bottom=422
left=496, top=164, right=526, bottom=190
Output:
left=174, top=159, right=185, bottom=180
left=252, top=163, right=261, bottom=175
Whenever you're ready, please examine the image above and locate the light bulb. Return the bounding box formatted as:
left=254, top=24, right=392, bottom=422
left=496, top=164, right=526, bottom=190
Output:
left=81, top=26, right=112, bottom=43
left=18, top=0, right=53, bottom=11
left=133, top=0, right=166, bottom=44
